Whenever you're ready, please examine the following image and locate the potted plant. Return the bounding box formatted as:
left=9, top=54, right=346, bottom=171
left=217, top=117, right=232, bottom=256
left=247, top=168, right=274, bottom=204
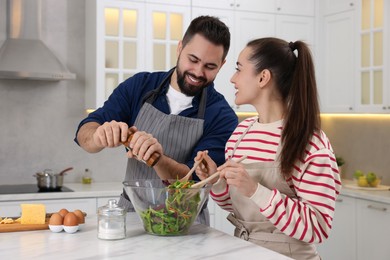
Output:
left=336, top=156, right=345, bottom=178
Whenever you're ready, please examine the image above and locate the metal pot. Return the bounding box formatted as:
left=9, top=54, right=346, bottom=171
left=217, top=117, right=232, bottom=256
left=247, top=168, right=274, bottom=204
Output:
left=33, top=167, right=73, bottom=190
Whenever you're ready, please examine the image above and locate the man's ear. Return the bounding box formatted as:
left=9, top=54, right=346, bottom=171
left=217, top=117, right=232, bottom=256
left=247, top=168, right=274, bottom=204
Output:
left=177, top=40, right=183, bottom=56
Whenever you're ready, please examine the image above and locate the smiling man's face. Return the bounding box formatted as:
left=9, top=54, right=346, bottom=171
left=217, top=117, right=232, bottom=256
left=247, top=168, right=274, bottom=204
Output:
left=174, top=34, right=225, bottom=96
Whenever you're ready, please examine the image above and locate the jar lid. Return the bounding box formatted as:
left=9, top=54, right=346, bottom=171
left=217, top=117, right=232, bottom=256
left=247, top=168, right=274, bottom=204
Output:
left=98, top=199, right=125, bottom=216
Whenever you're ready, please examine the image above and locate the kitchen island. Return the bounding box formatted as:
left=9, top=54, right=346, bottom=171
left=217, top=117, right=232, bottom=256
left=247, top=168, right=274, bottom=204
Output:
left=0, top=213, right=292, bottom=259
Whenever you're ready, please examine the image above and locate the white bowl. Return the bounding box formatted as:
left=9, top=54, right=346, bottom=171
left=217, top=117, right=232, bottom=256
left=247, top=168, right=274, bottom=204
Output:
left=63, top=225, right=79, bottom=233
left=49, top=225, right=63, bottom=233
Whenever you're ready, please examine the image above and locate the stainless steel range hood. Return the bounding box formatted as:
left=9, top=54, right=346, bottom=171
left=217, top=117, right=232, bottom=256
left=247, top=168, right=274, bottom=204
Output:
left=0, top=0, right=76, bottom=80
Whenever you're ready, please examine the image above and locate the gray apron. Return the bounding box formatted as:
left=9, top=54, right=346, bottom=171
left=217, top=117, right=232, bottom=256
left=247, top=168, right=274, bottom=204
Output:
left=118, top=69, right=210, bottom=225
left=226, top=119, right=320, bottom=259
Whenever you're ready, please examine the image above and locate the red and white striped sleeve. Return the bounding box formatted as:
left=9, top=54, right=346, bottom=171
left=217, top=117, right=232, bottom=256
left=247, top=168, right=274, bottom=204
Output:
left=250, top=131, right=342, bottom=244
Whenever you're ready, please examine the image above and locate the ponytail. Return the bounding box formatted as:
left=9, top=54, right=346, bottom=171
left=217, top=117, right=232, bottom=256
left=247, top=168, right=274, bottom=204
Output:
left=281, top=41, right=320, bottom=177
left=246, top=38, right=320, bottom=178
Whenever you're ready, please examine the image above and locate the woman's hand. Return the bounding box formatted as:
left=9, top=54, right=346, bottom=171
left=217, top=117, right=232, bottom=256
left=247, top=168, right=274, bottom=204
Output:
left=217, top=160, right=258, bottom=197
left=195, top=151, right=218, bottom=183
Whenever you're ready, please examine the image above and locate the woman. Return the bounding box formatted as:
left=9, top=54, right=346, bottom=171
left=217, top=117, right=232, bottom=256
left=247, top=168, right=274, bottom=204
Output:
left=195, top=38, right=342, bottom=259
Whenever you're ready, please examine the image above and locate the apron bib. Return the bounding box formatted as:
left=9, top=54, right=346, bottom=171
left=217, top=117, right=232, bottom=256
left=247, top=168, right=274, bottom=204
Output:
left=119, top=69, right=210, bottom=225
left=227, top=119, right=320, bottom=259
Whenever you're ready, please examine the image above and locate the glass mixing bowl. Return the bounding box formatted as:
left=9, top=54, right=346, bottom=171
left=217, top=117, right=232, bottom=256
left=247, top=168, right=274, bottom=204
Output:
left=123, top=179, right=211, bottom=236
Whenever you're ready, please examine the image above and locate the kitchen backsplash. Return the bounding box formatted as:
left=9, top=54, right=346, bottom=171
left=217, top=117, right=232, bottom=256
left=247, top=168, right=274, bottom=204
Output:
left=1, top=1, right=389, bottom=186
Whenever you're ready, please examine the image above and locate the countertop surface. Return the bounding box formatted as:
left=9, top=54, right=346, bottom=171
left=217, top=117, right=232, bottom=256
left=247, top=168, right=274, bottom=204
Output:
left=1, top=179, right=390, bottom=205
left=0, top=182, right=123, bottom=201
left=338, top=179, right=390, bottom=204
left=0, top=213, right=292, bottom=260
left=1, top=180, right=390, bottom=204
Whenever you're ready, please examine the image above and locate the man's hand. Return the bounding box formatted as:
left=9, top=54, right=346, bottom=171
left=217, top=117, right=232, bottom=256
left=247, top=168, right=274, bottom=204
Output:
left=77, top=121, right=129, bottom=153
left=127, top=129, right=163, bottom=163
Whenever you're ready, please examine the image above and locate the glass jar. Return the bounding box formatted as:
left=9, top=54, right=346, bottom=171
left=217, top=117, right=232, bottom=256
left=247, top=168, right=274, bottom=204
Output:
left=97, top=199, right=126, bottom=240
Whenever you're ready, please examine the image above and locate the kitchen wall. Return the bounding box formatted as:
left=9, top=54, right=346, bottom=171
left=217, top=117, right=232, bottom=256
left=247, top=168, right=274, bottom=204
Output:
left=1, top=1, right=389, bottom=186
left=321, top=115, right=390, bottom=184
left=0, top=0, right=126, bottom=185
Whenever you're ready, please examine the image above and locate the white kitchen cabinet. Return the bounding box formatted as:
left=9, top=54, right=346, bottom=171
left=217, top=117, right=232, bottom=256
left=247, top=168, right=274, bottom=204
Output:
left=322, top=0, right=356, bottom=15
left=318, top=10, right=357, bottom=112
left=191, top=0, right=275, bottom=13
left=275, top=0, right=315, bottom=16
left=356, top=199, right=390, bottom=260
left=208, top=199, right=235, bottom=235
left=318, top=0, right=390, bottom=113
left=144, top=3, right=191, bottom=71
left=192, top=1, right=316, bottom=112
left=317, top=195, right=357, bottom=260
left=85, top=0, right=190, bottom=110
left=317, top=195, right=390, bottom=260
left=0, top=198, right=97, bottom=217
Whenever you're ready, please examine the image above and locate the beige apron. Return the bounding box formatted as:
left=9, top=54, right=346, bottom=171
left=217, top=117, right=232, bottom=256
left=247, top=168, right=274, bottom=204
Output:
left=119, top=69, right=210, bottom=225
left=226, top=119, right=320, bottom=259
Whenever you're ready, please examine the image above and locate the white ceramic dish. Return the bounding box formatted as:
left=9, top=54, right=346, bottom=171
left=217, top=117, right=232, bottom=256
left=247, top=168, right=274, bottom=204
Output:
left=63, top=225, right=79, bottom=233
left=49, top=225, right=63, bottom=233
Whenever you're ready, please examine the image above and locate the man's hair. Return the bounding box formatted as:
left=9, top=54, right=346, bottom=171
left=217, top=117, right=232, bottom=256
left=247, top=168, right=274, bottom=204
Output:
left=182, top=16, right=230, bottom=61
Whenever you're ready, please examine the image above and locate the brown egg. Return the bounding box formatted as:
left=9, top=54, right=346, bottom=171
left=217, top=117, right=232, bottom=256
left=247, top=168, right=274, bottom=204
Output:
left=58, top=208, right=69, bottom=218
left=63, top=212, right=79, bottom=226
left=49, top=213, right=63, bottom=225
left=73, top=209, right=85, bottom=224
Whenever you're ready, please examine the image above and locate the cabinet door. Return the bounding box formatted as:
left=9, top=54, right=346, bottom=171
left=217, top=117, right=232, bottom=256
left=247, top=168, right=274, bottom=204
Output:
left=275, top=15, right=314, bottom=47
left=319, top=11, right=357, bottom=112
left=192, top=0, right=274, bottom=13
left=323, top=0, right=356, bottom=15
left=236, top=0, right=275, bottom=13
left=85, top=0, right=146, bottom=110
left=192, top=0, right=234, bottom=10
left=276, top=0, right=315, bottom=16
left=145, top=3, right=191, bottom=71
left=316, top=195, right=357, bottom=260
left=233, top=11, right=275, bottom=112
left=145, top=0, right=191, bottom=6
left=356, top=199, right=390, bottom=260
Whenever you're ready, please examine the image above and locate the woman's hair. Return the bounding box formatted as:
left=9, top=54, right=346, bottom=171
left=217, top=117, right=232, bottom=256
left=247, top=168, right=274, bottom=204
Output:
left=247, top=37, right=320, bottom=178
left=182, top=16, right=231, bottom=61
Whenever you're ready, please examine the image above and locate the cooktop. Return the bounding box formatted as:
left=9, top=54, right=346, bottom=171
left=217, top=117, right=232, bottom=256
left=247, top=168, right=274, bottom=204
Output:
left=0, top=184, right=74, bottom=194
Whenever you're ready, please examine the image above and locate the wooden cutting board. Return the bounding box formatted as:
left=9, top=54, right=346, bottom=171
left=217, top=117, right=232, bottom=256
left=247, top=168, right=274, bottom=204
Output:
left=0, top=218, right=49, bottom=233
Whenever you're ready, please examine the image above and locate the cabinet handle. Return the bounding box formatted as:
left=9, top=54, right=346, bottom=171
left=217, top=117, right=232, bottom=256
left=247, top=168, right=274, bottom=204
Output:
left=350, top=3, right=354, bottom=7
left=230, top=3, right=234, bottom=7
left=383, top=106, right=387, bottom=110
left=349, top=107, right=353, bottom=110
left=236, top=4, right=240, bottom=7
left=336, top=198, right=343, bottom=202
left=367, top=204, right=387, bottom=212
left=277, top=7, right=281, bottom=11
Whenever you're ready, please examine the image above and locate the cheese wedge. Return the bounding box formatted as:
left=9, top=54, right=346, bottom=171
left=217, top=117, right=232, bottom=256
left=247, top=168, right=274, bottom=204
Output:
left=21, top=204, right=46, bottom=224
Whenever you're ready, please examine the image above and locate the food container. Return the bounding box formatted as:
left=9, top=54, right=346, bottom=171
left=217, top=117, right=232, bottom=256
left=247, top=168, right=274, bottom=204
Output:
left=123, top=179, right=211, bottom=236
left=97, top=199, right=126, bottom=240
left=33, top=167, right=73, bottom=190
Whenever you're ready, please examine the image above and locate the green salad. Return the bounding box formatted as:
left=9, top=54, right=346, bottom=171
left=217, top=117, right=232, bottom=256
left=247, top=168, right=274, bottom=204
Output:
left=139, top=180, right=201, bottom=235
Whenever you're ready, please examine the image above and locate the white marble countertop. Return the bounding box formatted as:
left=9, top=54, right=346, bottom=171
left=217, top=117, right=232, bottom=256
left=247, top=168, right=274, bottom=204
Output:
left=340, top=179, right=390, bottom=204
left=0, top=213, right=292, bottom=260
left=1, top=180, right=390, bottom=205
left=0, top=182, right=123, bottom=202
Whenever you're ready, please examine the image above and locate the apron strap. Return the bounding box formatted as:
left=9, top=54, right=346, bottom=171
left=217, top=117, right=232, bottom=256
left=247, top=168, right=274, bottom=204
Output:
left=227, top=213, right=304, bottom=245
left=142, top=67, right=207, bottom=119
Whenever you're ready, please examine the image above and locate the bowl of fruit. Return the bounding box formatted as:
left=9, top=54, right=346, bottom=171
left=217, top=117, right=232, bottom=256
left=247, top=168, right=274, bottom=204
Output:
left=353, top=170, right=381, bottom=187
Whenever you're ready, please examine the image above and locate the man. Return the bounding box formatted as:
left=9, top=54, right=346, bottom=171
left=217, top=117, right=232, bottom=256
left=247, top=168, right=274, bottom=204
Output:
left=75, top=16, right=238, bottom=225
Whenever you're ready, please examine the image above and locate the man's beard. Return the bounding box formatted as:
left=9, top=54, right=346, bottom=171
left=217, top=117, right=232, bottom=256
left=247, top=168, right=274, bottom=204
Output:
left=176, top=67, right=210, bottom=97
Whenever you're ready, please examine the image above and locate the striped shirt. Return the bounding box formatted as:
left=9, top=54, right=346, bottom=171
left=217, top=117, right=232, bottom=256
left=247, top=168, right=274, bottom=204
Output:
left=211, top=117, right=342, bottom=244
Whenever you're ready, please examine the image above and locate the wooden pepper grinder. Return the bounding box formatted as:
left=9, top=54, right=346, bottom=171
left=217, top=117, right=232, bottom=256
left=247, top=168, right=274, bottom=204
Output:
left=121, top=128, right=161, bottom=167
